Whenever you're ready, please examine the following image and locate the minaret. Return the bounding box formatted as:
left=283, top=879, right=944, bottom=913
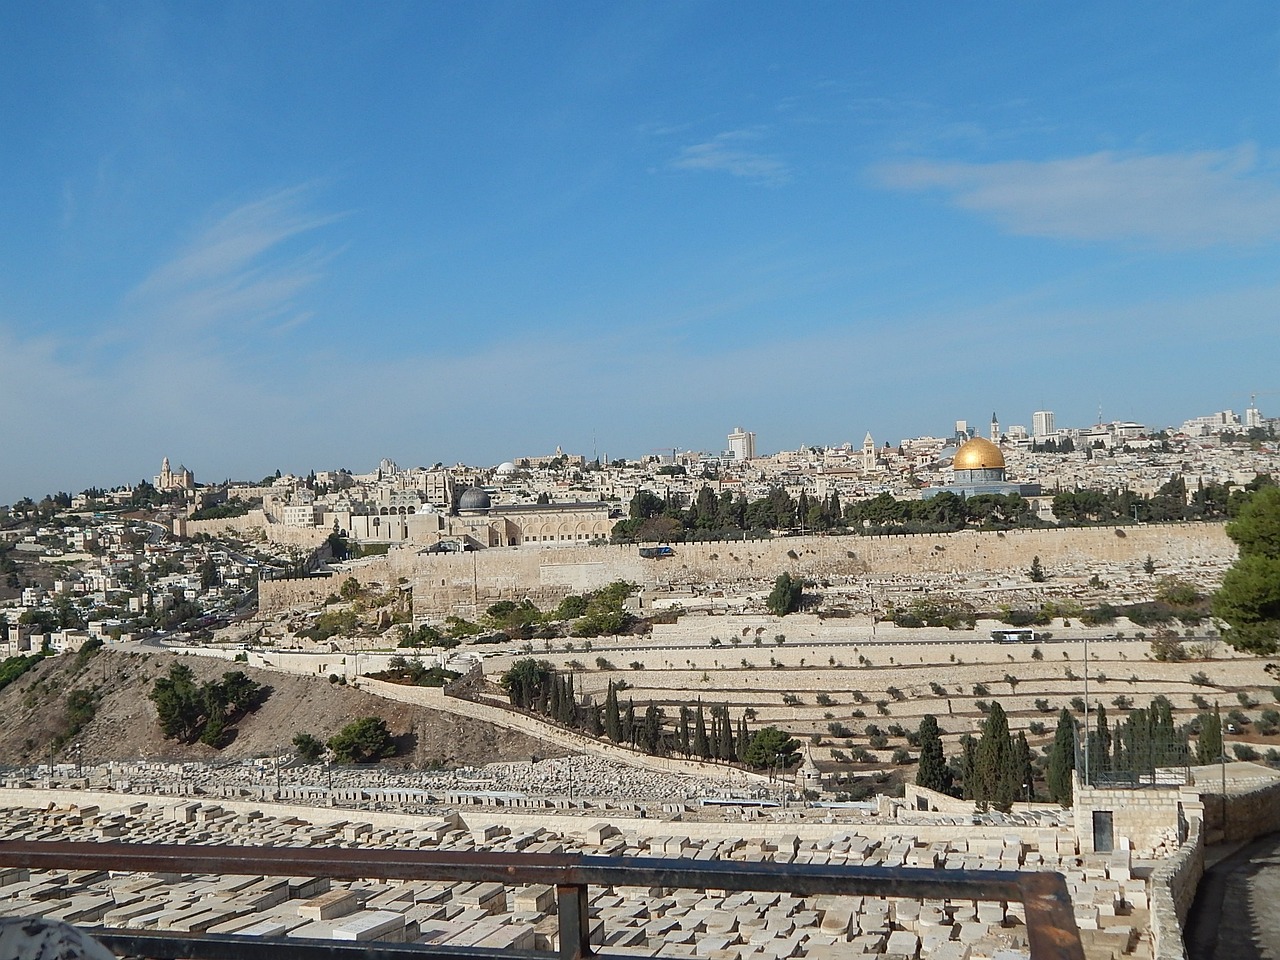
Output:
left=990, top=412, right=1000, bottom=442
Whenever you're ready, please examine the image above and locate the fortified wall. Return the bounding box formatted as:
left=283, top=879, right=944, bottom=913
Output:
left=178, top=510, right=331, bottom=550
left=257, top=522, right=1233, bottom=617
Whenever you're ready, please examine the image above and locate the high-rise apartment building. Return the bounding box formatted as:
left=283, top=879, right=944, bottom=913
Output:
left=1032, top=410, right=1055, bottom=438
left=727, top=427, right=756, bottom=461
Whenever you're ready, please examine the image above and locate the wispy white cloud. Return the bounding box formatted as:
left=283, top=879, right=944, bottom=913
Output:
left=129, top=184, right=344, bottom=337
left=670, top=130, right=790, bottom=185
left=875, top=144, right=1280, bottom=248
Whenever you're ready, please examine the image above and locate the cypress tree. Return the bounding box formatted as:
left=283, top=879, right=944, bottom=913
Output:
left=1048, top=708, right=1076, bottom=805
left=915, top=715, right=951, bottom=794
left=643, top=702, right=662, bottom=754
left=1198, top=704, right=1223, bottom=764
left=624, top=699, right=636, bottom=747
left=715, top=705, right=734, bottom=759
left=974, top=701, right=1017, bottom=812
left=679, top=706, right=691, bottom=756
left=737, top=713, right=750, bottom=763
left=1089, top=704, right=1111, bottom=775
left=604, top=682, right=621, bottom=742
left=958, top=734, right=977, bottom=800
left=694, top=702, right=711, bottom=759
left=1015, top=732, right=1035, bottom=802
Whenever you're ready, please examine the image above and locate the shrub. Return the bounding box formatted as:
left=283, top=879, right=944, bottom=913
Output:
left=293, top=732, right=325, bottom=761
left=1035, top=698, right=1051, bottom=713
left=1191, top=672, right=1211, bottom=686
left=816, top=692, right=835, bottom=707
left=1238, top=691, right=1259, bottom=709
left=1028, top=721, right=1047, bottom=736
left=1031, top=646, right=1044, bottom=661
left=972, top=682, right=990, bottom=697
left=891, top=747, right=912, bottom=765
left=886, top=686, right=905, bottom=701
left=1233, top=743, right=1260, bottom=761
left=1070, top=697, right=1086, bottom=713
left=929, top=681, right=945, bottom=696
left=328, top=717, right=396, bottom=763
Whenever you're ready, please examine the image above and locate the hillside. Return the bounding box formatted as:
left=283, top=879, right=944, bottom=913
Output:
left=0, top=648, right=562, bottom=768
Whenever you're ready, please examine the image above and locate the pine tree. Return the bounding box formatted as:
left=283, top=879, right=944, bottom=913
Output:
left=1047, top=708, right=1076, bottom=805
left=915, top=715, right=951, bottom=794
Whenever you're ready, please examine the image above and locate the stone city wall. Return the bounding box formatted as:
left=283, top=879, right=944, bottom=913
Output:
left=405, top=523, right=1233, bottom=618
left=257, top=522, right=1233, bottom=617
left=180, top=510, right=331, bottom=550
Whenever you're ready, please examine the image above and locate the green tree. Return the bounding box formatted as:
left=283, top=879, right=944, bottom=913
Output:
left=1047, top=708, right=1076, bottom=805
left=1226, top=485, right=1280, bottom=558
left=1028, top=555, right=1046, bottom=583
left=743, top=726, right=800, bottom=769
left=500, top=658, right=555, bottom=710
left=693, top=702, right=710, bottom=759
left=1197, top=705, right=1223, bottom=765
left=972, top=701, right=1019, bottom=812
left=766, top=573, right=804, bottom=617
left=293, top=732, right=325, bottom=761
left=149, top=663, right=203, bottom=742
left=915, top=715, right=951, bottom=795
left=604, top=682, right=621, bottom=743
left=1215, top=486, right=1280, bottom=653
left=328, top=717, right=396, bottom=763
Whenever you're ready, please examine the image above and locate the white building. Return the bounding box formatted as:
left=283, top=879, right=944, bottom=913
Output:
left=727, top=427, right=756, bottom=461
left=1032, top=410, right=1055, bottom=438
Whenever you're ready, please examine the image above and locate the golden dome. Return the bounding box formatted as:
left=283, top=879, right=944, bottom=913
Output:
left=953, top=436, right=1006, bottom=470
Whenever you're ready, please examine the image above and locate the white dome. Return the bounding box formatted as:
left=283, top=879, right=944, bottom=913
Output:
left=495, top=461, right=518, bottom=475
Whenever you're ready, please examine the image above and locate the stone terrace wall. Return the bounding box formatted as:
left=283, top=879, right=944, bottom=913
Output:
left=1202, top=773, right=1280, bottom=844
left=1150, top=820, right=1205, bottom=960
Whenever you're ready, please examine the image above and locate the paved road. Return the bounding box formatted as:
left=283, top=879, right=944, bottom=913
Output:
left=1186, top=833, right=1280, bottom=960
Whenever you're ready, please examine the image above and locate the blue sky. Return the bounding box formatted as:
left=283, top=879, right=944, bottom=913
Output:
left=2, top=2, right=1278, bottom=502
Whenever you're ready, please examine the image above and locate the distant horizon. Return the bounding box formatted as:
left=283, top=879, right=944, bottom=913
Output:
left=3, top=395, right=1267, bottom=505
left=3, top=4, right=1277, bottom=506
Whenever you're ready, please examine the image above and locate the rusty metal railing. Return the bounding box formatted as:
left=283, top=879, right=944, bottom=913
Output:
left=0, top=841, right=1084, bottom=960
